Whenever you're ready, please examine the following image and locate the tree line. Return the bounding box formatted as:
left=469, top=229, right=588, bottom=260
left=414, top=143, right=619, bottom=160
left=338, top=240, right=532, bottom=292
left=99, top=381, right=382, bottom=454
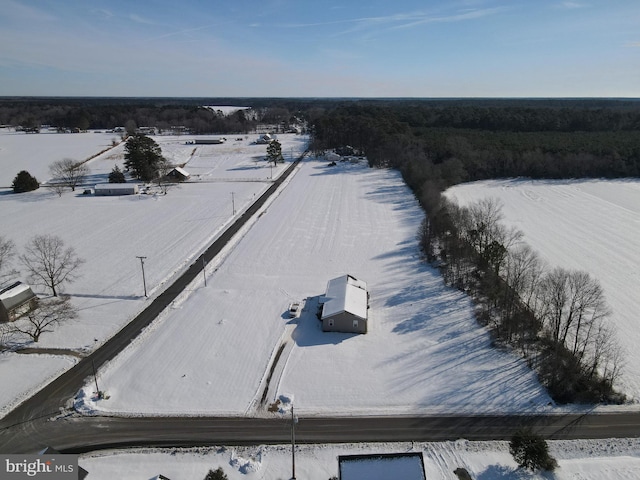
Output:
left=0, top=97, right=306, bottom=134
left=309, top=101, right=637, bottom=403
left=420, top=197, right=623, bottom=403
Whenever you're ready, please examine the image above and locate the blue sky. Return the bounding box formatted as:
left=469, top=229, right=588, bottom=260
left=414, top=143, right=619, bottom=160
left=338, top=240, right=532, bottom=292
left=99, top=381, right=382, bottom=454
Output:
left=1, top=0, right=639, bottom=97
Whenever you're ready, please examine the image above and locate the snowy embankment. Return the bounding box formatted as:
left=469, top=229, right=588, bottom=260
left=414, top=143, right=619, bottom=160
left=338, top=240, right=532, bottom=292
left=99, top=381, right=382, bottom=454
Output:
left=79, top=438, right=640, bottom=480
left=0, top=131, right=307, bottom=417
left=78, top=158, right=552, bottom=416
left=446, top=179, right=640, bottom=403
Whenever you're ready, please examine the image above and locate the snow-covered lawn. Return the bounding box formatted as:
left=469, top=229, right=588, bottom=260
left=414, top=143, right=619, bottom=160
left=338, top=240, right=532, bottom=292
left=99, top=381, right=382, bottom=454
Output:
left=0, top=128, right=120, bottom=187
left=446, top=179, right=640, bottom=403
left=0, top=130, right=306, bottom=417
left=79, top=157, right=551, bottom=416
left=79, top=438, right=640, bottom=480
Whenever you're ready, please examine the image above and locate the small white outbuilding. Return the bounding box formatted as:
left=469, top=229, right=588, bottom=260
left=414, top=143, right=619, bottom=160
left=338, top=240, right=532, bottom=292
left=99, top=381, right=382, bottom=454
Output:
left=0, top=281, right=38, bottom=323
left=94, top=183, right=139, bottom=196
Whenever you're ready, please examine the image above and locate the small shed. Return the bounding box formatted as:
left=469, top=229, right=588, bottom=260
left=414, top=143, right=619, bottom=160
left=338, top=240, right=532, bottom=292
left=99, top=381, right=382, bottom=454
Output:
left=167, top=167, right=190, bottom=181
left=256, top=133, right=274, bottom=144
left=321, top=275, right=368, bottom=334
left=194, top=138, right=225, bottom=144
left=0, top=281, right=38, bottom=323
left=94, top=183, right=139, bottom=196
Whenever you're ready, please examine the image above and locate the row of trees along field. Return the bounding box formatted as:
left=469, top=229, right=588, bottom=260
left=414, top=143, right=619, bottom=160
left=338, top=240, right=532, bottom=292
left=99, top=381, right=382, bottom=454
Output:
left=309, top=100, right=640, bottom=403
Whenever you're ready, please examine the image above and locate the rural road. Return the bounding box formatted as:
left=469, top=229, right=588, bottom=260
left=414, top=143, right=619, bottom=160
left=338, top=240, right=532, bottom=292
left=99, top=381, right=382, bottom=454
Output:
left=2, top=153, right=640, bottom=454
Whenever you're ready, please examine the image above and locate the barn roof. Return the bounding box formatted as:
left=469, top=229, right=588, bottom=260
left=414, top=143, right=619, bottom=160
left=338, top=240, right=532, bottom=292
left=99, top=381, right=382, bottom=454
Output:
left=322, top=274, right=367, bottom=320
left=170, top=167, right=190, bottom=178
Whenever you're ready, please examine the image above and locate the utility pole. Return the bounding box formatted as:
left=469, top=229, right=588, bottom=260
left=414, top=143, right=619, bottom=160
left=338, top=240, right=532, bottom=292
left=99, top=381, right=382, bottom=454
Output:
left=231, top=191, right=236, bottom=215
left=136, top=256, right=147, bottom=297
left=291, top=404, right=297, bottom=480
left=92, top=359, right=100, bottom=395
left=202, top=256, right=207, bottom=287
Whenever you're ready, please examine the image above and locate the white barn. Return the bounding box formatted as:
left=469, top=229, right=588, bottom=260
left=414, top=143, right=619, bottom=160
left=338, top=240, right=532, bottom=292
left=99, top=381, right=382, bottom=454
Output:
left=94, top=183, right=139, bottom=196
left=320, top=275, right=369, bottom=334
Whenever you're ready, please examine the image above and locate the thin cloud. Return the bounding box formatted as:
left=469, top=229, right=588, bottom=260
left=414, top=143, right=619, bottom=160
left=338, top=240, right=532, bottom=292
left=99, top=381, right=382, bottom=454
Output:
left=556, top=2, right=587, bottom=9
left=625, top=41, right=640, bottom=48
left=391, top=7, right=509, bottom=30
left=129, top=13, right=156, bottom=25
left=3, top=0, right=57, bottom=23
left=277, top=6, right=508, bottom=37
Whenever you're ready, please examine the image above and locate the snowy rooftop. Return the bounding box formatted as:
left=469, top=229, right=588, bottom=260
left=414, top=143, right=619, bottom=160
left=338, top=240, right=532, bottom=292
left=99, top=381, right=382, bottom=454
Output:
left=171, top=166, right=190, bottom=177
left=321, top=274, right=368, bottom=320
left=0, top=282, right=36, bottom=312
left=94, top=183, right=139, bottom=190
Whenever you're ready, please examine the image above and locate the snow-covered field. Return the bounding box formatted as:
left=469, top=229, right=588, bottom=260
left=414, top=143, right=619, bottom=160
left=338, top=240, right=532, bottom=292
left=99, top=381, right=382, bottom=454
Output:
left=0, top=129, right=306, bottom=417
left=446, top=179, right=640, bottom=402
left=79, top=438, right=640, bottom=480
left=77, top=156, right=551, bottom=416
left=0, top=128, right=120, bottom=187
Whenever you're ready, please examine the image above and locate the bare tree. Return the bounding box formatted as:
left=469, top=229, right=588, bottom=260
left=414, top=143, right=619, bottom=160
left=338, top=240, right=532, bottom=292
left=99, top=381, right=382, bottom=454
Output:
left=49, top=158, right=90, bottom=193
left=538, top=268, right=611, bottom=348
left=11, top=296, right=77, bottom=342
left=463, top=197, right=522, bottom=274
left=19, top=235, right=85, bottom=297
left=0, top=236, right=18, bottom=287
left=156, top=156, right=172, bottom=194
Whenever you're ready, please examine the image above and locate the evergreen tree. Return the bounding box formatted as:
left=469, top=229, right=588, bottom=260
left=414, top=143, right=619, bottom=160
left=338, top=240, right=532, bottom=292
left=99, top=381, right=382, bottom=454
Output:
left=266, top=139, right=284, bottom=165
left=124, top=134, right=164, bottom=181
left=12, top=170, right=40, bottom=193
left=203, top=467, right=228, bottom=480
left=509, top=428, right=557, bottom=472
left=108, top=165, right=126, bottom=183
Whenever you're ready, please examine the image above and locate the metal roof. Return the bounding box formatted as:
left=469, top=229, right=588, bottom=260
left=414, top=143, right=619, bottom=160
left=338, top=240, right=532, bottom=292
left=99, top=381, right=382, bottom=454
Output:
left=321, top=274, right=368, bottom=320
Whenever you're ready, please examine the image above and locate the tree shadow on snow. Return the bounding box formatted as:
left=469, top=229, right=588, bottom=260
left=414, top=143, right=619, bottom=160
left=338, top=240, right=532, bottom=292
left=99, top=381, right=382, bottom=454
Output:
left=477, top=465, right=557, bottom=480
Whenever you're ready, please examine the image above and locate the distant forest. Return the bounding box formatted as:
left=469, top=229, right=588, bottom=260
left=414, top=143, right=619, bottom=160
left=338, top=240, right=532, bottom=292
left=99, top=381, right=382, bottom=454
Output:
left=3, top=96, right=639, bottom=185
left=0, top=97, right=308, bottom=135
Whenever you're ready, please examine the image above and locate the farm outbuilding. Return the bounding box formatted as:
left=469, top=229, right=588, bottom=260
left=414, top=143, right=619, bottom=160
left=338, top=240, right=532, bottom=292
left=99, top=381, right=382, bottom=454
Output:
left=194, top=138, right=225, bottom=144
left=255, top=133, right=274, bottom=144
left=167, top=167, right=190, bottom=181
left=320, top=275, right=368, bottom=334
left=0, top=281, right=38, bottom=323
left=94, top=183, right=139, bottom=196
